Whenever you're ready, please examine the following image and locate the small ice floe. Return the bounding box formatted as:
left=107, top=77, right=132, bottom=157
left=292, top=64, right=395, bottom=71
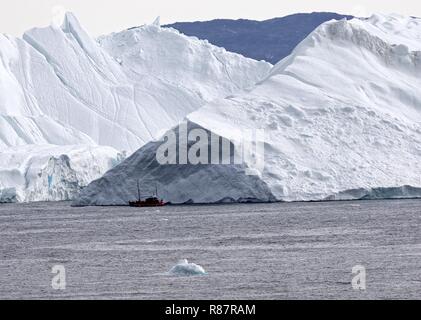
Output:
left=169, top=259, right=207, bottom=276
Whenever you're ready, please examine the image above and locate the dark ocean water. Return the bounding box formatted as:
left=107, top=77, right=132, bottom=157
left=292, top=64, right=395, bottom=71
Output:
left=0, top=200, right=420, bottom=299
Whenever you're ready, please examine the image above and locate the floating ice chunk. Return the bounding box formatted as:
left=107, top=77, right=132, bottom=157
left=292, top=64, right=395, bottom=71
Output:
left=169, top=259, right=206, bottom=276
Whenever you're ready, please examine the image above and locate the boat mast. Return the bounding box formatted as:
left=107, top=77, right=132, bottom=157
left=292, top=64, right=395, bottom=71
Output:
left=155, top=185, right=158, bottom=198
left=137, top=180, right=141, bottom=201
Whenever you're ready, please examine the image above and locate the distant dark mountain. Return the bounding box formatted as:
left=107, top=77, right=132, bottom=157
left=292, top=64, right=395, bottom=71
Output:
left=165, top=12, right=353, bottom=64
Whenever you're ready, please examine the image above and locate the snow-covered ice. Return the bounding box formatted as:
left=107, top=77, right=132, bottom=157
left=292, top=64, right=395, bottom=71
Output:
left=0, top=12, right=271, bottom=202
left=75, top=14, right=421, bottom=205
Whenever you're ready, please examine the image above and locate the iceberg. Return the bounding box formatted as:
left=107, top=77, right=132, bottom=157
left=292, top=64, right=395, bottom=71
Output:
left=0, top=12, right=271, bottom=202
left=75, top=14, right=421, bottom=205
left=169, top=259, right=207, bottom=276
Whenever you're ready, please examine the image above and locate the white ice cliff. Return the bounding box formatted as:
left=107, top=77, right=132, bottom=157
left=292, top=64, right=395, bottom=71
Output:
left=0, top=12, right=271, bottom=202
left=75, top=14, right=421, bottom=205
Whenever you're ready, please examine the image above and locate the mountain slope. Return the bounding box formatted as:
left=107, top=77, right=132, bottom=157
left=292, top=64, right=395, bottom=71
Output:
left=75, top=14, right=421, bottom=205
left=0, top=12, right=271, bottom=202
left=165, top=12, right=353, bottom=64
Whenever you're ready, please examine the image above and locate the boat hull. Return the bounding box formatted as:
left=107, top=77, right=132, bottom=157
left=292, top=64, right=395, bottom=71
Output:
left=129, top=202, right=167, bottom=207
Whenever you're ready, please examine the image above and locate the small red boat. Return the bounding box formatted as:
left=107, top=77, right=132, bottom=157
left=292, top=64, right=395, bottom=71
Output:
left=129, top=197, right=166, bottom=207
left=129, top=182, right=167, bottom=207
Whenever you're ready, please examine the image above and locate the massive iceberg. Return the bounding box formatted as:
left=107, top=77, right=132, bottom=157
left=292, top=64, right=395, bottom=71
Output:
left=75, top=14, right=421, bottom=205
left=0, top=13, right=271, bottom=202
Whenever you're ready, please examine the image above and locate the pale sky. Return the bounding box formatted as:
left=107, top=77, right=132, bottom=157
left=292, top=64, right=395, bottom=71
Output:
left=1, top=0, right=421, bottom=37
